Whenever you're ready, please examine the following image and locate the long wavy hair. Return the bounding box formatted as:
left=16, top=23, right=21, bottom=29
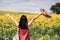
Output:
left=18, top=15, right=28, bottom=29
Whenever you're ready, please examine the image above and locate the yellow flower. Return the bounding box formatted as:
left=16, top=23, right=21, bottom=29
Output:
left=55, top=34, right=58, bottom=38
left=39, top=36, right=44, bottom=40
left=47, top=35, right=50, bottom=40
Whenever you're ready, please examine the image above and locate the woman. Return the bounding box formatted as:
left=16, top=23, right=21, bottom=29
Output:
left=6, top=9, right=51, bottom=40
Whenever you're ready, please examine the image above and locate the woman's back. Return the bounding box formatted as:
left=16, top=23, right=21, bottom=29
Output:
left=18, top=27, right=30, bottom=40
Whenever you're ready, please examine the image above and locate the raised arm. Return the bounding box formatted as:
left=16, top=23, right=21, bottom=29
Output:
left=28, top=12, right=42, bottom=26
left=6, top=14, right=19, bottom=27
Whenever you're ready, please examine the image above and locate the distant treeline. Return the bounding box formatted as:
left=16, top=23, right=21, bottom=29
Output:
left=0, top=10, right=37, bottom=15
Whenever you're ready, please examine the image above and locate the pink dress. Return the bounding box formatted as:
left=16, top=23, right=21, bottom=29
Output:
left=18, top=27, right=30, bottom=40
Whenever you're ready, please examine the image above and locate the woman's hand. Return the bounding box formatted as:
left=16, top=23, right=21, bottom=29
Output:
left=6, top=13, right=11, bottom=17
left=39, top=8, right=51, bottom=18
left=40, top=9, right=51, bottom=18
left=42, top=12, right=51, bottom=18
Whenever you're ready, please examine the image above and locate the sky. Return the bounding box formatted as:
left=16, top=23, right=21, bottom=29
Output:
left=0, top=0, right=60, bottom=13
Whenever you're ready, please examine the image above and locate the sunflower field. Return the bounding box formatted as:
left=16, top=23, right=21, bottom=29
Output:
left=0, top=10, right=60, bottom=40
